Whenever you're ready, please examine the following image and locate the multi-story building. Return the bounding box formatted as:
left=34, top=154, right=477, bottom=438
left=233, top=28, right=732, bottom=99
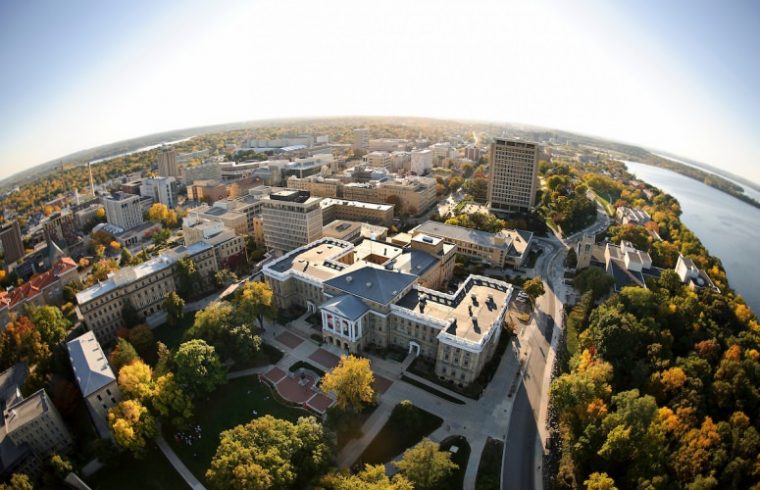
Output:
left=189, top=180, right=229, bottom=204
left=322, top=220, right=363, bottom=244
left=412, top=220, right=534, bottom=269
left=487, top=138, right=539, bottom=213
left=192, top=204, right=248, bottom=235
left=264, top=237, right=510, bottom=385
left=139, top=177, right=178, bottom=209
left=0, top=221, right=24, bottom=265
left=0, top=257, right=79, bottom=328
left=42, top=210, right=78, bottom=248
left=376, top=177, right=437, bottom=216
left=102, top=192, right=144, bottom=231
left=410, top=149, right=433, bottom=175
left=73, top=202, right=103, bottom=231
left=320, top=198, right=394, bottom=226
left=183, top=161, right=222, bottom=185
left=182, top=217, right=246, bottom=269
left=287, top=175, right=342, bottom=198
left=464, top=146, right=482, bottom=162
left=67, top=331, right=121, bottom=438
left=675, top=254, right=719, bottom=292
left=352, top=128, right=369, bottom=150
left=364, top=151, right=392, bottom=169
left=368, top=138, right=408, bottom=152
left=261, top=190, right=323, bottom=253
left=75, top=241, right=218, bottom=345
left=574, top=234, right=595, bottom=270
left=615, top=206, right=651, bottom=226
left=0, top=364, right=72, bottom=478
left=157, top=146, right=179, bottom=178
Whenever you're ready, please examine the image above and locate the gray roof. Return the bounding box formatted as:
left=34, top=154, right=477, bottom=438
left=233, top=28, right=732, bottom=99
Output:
left=414, top=221, right=511, bottom=250
left=389, top=250, right=438, bottom=276
left=67, top=332, right=116, bottom=397
left=324, top=266, right=417, bottom=305
left=0, top=365, right=27, bottom=411
left=320, top=295, right=370, bottom=321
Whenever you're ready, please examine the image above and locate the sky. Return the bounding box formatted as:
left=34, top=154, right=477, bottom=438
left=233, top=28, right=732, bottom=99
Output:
left=1, top=0, right=759, bottom=184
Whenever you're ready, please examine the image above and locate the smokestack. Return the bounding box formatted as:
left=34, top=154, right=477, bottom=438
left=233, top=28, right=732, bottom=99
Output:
left=88, top=162, right=96, bottom=195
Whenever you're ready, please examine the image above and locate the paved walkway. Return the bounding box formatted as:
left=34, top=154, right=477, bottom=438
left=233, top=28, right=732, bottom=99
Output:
left=156, top=431, right=206, bottom=490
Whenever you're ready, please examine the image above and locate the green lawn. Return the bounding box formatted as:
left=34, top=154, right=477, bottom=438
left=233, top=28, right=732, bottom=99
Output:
left=153, top=312, right=196, bottom=350
left=87, top=444, right=186, bottom=490
left=475, top=437, right=504, bottom=490
left=439, top=436, right=472, bottom=490
left=358, top=402, right=443, bottom=465
left=164, top=377, right=309, bottom=483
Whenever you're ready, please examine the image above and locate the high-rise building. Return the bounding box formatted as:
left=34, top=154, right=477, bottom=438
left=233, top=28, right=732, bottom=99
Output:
left=410, top=149, right=433, bottom=175
left=352, top=128, right=369, bottom=150
left=157, top=146, right=179, bottom=178
left=139, top=176, right=178, bottom=208
left=0, top=221, right=24, bottom=264
left=102, top=192, right=144, bottom=230
left=42, top=210, right=78, bottom=247
left=487, top=138, right=539, bottom=213
left=261, top=190, right=323, bottom=253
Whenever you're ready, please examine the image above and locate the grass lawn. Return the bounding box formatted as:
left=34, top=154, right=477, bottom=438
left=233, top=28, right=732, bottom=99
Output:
left=153, top=312, right=196, bottom=350
left=475, top=437, right=504, bottom=490
left=164, top=377, right=309, bottom=483
left=439, top=436, right=471, bottom=490
left=88, top=444, right=186, bottom=490
left=358, top=402, right=443, bottom=465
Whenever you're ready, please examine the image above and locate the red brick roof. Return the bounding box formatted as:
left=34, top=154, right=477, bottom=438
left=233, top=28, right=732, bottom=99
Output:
left=0, top=257, right=77, bottom=311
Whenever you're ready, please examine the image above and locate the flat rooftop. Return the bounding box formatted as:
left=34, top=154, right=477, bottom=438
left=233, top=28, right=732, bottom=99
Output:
left=397, top=277, right=511, bottom=345
left=414, top=221, right=512, bottom=250
left=321, top=198, right=393, bottom=212
left=266, top=239, right=356, bottom=282
left=4, top=390, right=51, bottom=432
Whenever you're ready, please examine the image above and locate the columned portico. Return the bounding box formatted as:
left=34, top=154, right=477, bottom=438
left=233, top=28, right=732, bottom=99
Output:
left=319, top=294, right=371, bottom=354
left=321, top=309, right=364, bottom=342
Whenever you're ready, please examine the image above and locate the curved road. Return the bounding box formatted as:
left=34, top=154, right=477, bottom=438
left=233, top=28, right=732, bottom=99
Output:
left=501, top=208, right=609, bottom=490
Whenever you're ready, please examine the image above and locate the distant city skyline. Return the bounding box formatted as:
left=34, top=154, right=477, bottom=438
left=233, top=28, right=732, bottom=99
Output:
left=1, top=0, right=758, bottom=184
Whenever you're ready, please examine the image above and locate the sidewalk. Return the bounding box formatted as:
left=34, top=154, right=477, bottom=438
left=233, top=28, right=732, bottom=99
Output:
left=156, top=432, right=206, bottom=490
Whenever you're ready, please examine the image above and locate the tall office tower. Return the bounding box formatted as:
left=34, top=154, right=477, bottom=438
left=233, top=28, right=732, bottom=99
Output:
left=157, top=146, right=179, bottom=177
left=43, top=210, right=78, bottom=247
left=0, top=221, right=24, bottom=264
left=261, top=190, right=323, bottom=253
left=352, top=128, right=369, bottom=150
left=102, top=192, right=144, bottom=230
left=487, top=138, right=539, bottom=213
left=410, top=149, right=433, bottom=175
left=140, top=177, right=178, bottom=208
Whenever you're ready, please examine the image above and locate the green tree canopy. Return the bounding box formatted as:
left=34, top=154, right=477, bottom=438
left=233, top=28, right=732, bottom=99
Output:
left=173, top=339, right=226, bottom=397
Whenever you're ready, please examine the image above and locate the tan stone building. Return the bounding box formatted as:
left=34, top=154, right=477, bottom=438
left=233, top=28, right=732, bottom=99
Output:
left=189, top=180, right=228, bottom=203
left=75, top=241, right=218, bottom=345
left=261, top=190, right=323, bottom=253
left=287, top=176, right=341, bottom=198
left=320, top=198, right=394, bottom=226
left=264, top=237, right=510, bottom=386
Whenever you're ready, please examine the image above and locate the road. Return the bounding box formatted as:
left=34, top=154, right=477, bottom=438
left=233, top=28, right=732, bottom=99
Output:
left=501, top=208, right=609, bottom=490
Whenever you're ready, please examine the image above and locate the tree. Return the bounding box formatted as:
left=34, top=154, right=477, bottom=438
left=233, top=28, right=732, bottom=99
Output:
left=206, top=415, right=332, bottom=490
left=128, top=324, right=155, bottom=360
left=321, top=355, right=375, bottom=412
left=120, top=247, right=135, bottom=266
left=122, top=302, right=142, bottom=327
left=110, top=338, right=139, bottom=372
left=523, top=277, right=546, bottom=303
left=573, top=267, right=615, bottom=301
left=175, top=256, right=202, bottom=299
left=118, top=360, right=154, bottom=401
left=0, top=473, right=33, bottom=490
left=163, top=292, right=185, bottom=327
left=186, top=301, right=260, bottom=361
left=151, top=228, right=171, bottom=247
left=108, top=399, right=158, bottom=457
left=609, top=224, right=650, bottom=252
left=394, top=438, right=457, bottom=490
left=237, top=281, right=274, bottom=329
left=89, top=258, right=119, bottom=284
left=152, top=373, right=194, bottom=428
left=147, top=203, right=178, bottom=227
left=49, top=453, right=73, bottom=478
left=320, top=464, right=413, bottom=490
left=154, top=341, right=172, bottom=376
left=26, top=304, right=70, bottom=346
left=584, top=472, right=618, bottom=490
left=173, top=340, right=226, bottom=397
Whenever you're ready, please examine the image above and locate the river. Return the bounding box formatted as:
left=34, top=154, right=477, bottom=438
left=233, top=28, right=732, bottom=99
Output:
left=624, top=161, right=760, bottom=313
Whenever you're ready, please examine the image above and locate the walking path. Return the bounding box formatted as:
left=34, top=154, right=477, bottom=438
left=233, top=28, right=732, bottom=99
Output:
left=156, top=431, right=206, bottom=490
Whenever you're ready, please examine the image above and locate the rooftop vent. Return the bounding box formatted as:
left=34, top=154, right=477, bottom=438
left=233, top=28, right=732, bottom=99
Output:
left=366, top=282, right=372, bottom=288
left=346, top=276, right=353, bottom=283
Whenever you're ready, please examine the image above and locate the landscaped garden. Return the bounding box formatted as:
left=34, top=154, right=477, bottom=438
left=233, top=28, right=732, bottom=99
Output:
left=475, top=437, right=504, bottom=490
left=358, top=400, right=443, bottom=465
left=164, top=377, right=310, bottom=483
left=439, top=435, right=472, bottom=490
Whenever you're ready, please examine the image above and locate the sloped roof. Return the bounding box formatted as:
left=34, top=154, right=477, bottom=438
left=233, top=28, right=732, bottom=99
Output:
left=0, top=257, right=77, bottom=311
left=67, top=332, right=116, bottom=397
left=320, top=295, right=370, bottom=321
left=324, top=266, right=417, bottom=305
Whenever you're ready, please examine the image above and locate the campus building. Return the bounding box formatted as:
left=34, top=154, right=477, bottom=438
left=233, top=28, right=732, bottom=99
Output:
left=353, top=128, right=369, bottom=150
left=67, top=331, right=121, bottom=438
left=411, top=220, right=534, bottom=269
left=75, top=241, right=218, bottom=345
left=157, top=146, right=179, bottom=178
left=139, top=177, right=178, bottom=209
left=0, top=221, right=24, bottom=265
left=320, top=198, right=394, bottom=226
left=264, top=237, right=511, bottom=385
left=102, top=192, right=144, bottom=231
left=487, top=138, right=539, bottom=213
left=42, top=210, right=78, bottom=248
left=0, top=364, right=73, bottom=478
left=261, top=190, right=323, bottom=253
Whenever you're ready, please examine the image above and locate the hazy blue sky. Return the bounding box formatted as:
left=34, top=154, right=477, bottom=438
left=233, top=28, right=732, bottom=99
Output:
left=1, top=0, right=758, bottom=183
